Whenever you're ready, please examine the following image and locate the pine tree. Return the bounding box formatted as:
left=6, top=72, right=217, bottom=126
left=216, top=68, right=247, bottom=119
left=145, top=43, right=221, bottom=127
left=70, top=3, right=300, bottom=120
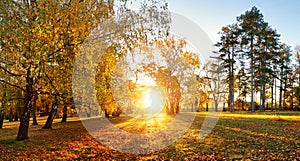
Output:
left=237, top=6, right=266, bottom=112
left=277, top=44, right=292, bottom=110
left=216, top=24, right=241, bottom=112
left=256, top=24, right=280, bottom=111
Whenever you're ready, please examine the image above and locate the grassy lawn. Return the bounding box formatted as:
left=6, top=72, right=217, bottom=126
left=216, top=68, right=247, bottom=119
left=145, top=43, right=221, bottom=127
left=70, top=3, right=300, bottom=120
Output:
left=0, top=112, right=299, bottom=160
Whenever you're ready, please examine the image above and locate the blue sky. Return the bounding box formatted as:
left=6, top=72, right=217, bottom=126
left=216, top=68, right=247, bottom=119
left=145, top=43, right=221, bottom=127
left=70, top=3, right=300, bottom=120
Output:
left=168, top=0, right=300, bottom=49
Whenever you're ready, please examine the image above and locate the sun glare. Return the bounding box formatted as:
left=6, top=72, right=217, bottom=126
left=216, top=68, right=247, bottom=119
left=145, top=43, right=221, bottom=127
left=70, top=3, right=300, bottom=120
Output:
left=143, top=91, right=152, bottom=108
left=129, top=74, right=167, bottom=117
left=143, top=86, right=166, bottom=115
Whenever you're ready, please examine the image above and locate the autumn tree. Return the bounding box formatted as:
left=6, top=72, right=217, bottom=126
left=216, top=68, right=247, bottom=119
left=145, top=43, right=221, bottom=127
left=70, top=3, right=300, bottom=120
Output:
left=108, top=34, right=199, bottom=116
left=95, top=46, right=120, bottom=117
left=157, top=37, right=199, bottom=114
left=42, top=58, right=74, bottom=129
left=73, top=1, right=171, bottom=119
left=196, top=76, right=211, bottom=111
left=150, top=38, right=199, bottom=115
left=0, top=0, right=114, bottom=140
left=199, top=59, right=227, bottom=112
left=155, top=67, right=181, bottom=115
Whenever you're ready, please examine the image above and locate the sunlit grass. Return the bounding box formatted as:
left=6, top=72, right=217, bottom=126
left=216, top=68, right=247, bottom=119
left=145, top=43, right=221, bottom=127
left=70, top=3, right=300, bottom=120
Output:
left=221, top=111, right=300, bottom=120
left=0, top=111, right=299, bottom=160
left=111, top=113, right=175, bottom=134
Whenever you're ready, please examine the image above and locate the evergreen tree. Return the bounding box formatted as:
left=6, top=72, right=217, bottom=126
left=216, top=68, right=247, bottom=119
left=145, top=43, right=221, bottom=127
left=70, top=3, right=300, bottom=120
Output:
left=216, top=24, right=241, bottom=112
left=277, top=44, right=292, bottom=110
left=237, top=6, right=265, bottom=112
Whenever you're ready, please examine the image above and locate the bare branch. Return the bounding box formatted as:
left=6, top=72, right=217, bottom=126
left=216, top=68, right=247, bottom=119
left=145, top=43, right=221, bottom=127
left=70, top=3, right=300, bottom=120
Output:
left=0, top=65, right=24, bottom=77
left=0, top=79, right=25, bottom=92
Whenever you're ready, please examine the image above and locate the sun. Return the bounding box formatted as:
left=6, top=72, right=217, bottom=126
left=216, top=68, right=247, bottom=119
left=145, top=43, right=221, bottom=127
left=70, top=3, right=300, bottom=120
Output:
left=143, top=91, right=152, bottom=108
left=143, top=86, right=166, bottom=115
left=129, top=73, right=166, bottom=117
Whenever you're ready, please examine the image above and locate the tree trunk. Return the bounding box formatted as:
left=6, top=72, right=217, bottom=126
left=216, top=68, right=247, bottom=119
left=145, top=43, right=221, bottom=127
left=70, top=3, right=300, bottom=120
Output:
left=242, top=100, right=245, bottom=111
left=16, top=75, right=34, bottom=141
left=261, top=83, right=266, bottom=112
left=214, top=101, right=218, bottom=112
left=291, top=81, right=294, bottom=110
left=259, top=60, right=264, bottom=112
left=229, top=69, right=234, bottom=112
left=43, top=99, right=58, bottom=129
left=1, top=91, right=6, bottom=129
left=0, top=109, right=4, bottom=129
left=275, top=78, right=277, bottom=110
left=104, top=109, right=109, bottom=118
left=243, top=89, right=247, bottom=111
left=15, top=95, right=22, bottom=121
left=32, top=94, right=38, bottom=125
left=229, top=51, right=235, bottom=112
left=14, top=114, right=18, bottom=121
left=260, top=50, right=267, bottom=112
left=260, top=68, right=266, bottom=112
left=271, top=78, right=274, bottom=112
left=169, top=101, right=175, bottom=115
left=250, top=37, right=255, bottom=112
left=175, top=102, right=180, bottom=114
left=61, top=105, right=67, bottom=122
left=279, top=75, right=283, bottom=111
left=283, top=72, right=288, bottom=110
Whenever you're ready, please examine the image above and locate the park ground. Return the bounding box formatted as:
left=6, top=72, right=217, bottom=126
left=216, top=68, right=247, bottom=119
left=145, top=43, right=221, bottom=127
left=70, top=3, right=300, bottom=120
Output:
left=0, top=112, right=300, bottom=160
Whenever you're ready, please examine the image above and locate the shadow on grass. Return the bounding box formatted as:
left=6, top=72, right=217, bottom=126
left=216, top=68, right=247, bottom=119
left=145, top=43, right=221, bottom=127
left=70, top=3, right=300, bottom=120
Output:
left=0, top=138, right=16, bottom=145
left=1, top=112, right=300, bottom=160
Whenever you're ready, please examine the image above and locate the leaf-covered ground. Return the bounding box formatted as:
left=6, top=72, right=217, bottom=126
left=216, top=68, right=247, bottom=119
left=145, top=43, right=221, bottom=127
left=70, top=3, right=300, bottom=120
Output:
left=0, top=112, right=299, bottom=160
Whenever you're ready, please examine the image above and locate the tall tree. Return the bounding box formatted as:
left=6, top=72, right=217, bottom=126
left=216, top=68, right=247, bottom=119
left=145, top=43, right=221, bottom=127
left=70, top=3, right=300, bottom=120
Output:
left=237, top=6, right=266, bottom=112
left=256, top=24, right=280, bottom=111
left=277, top=44, right=292, bottom=110
left=215, top=6, right=291, bottom=112
left=216, top=24, right=240, bottom=112
left=293, top=45, right=300, bottom=110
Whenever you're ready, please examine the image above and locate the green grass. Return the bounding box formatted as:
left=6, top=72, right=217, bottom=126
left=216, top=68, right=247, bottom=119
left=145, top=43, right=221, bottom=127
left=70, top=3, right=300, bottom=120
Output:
left=0, top=138, right=16, bottom=145
left=0, top=112, right=299, bottom=160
